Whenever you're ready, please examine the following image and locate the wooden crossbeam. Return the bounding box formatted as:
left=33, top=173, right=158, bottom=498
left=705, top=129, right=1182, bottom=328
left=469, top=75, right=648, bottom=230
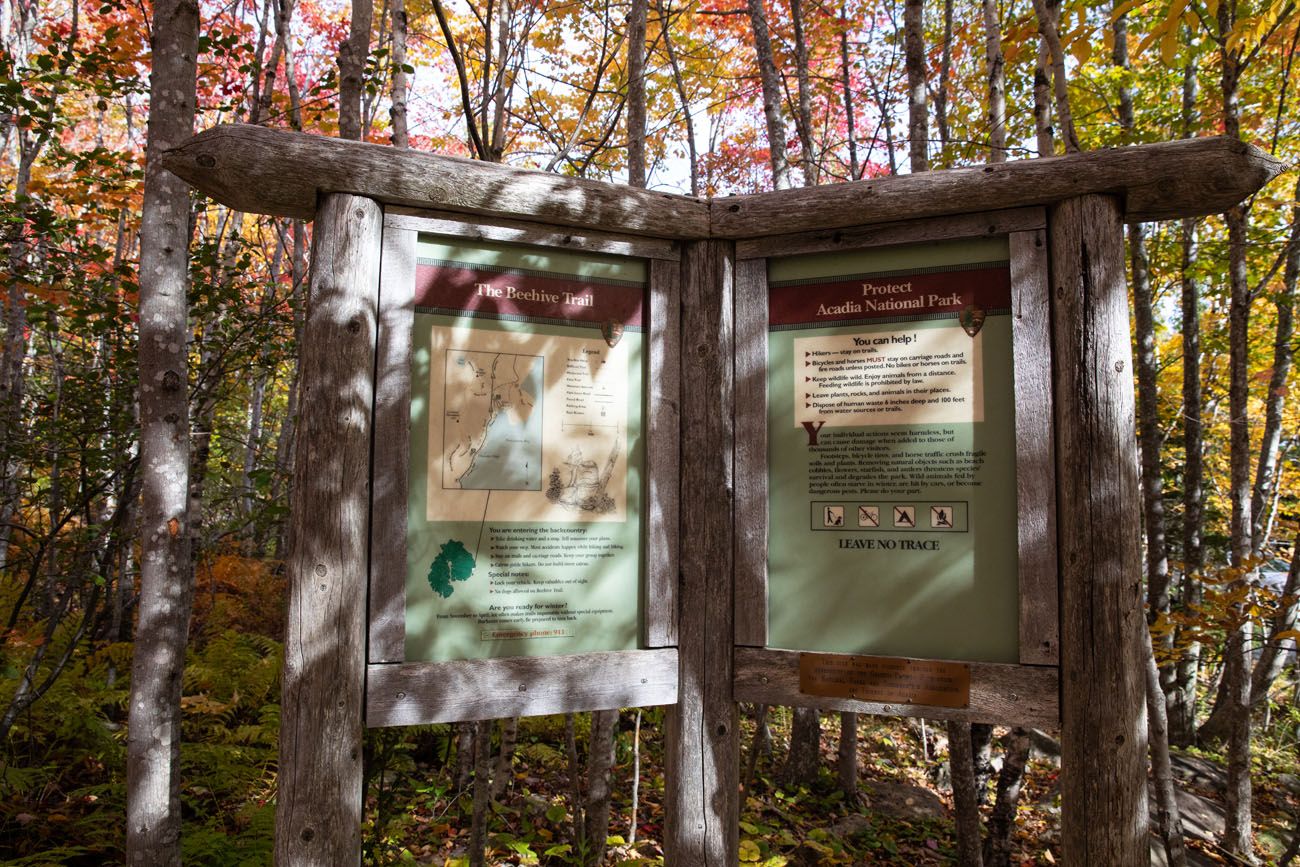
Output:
left=165, top=124, right=1286, bottom=232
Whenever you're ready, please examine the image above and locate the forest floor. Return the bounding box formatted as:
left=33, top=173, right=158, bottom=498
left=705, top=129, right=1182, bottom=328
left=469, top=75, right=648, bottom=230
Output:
left=365, top=708, right=1300, bottom=866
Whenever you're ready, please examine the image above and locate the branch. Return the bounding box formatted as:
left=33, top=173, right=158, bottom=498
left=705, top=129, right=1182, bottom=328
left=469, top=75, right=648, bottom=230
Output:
left=431, top=0, right=489, bottom=160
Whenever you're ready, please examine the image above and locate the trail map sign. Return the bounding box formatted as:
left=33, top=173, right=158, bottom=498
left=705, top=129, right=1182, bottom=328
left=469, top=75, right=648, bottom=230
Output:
left=765, top=238, right=1019, bottom=662
left=405, top=237, right=647, bottom=661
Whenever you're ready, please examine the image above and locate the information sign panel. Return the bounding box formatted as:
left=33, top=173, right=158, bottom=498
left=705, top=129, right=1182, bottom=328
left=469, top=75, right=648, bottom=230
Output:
left=405, top=236, right=646, bottom=661
left=766, top=238, right=1019, bottom=663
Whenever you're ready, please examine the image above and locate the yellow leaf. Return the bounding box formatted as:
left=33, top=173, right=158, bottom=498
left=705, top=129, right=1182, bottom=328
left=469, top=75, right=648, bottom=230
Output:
left=1274, top=629, right=1300, bottom=642
left=739, top=839, right=762, bottom=862
left=1161, top=28, right=1181, bottom=65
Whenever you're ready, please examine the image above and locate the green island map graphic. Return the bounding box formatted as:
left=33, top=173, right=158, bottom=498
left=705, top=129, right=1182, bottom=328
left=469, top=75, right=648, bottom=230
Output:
left=427, top=539, right=475, bottom=598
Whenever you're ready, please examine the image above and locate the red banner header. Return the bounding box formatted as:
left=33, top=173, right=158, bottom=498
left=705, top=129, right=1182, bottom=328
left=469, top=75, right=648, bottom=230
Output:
left=415, top=263, right=645, bottom=328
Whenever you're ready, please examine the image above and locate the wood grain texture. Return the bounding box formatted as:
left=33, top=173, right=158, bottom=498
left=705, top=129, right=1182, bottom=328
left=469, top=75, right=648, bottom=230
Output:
left=367, top=225, right=416, bottom=664
left=714, top=136, right=1285, bottom=238
left=734, top=206, right=1046, bottom=260
left=646, top=258, right=681, bottom=647
left=275, top=194, right=382, bottom=866
left=365, top=649, right=679, bottom=726
left=733, top=648, right=1059, bottom=729
left=664, top=240, right=740, bottom=865
left=162, top=124, right=709, bottom=236
left=385, top=207, right=681, bottom=261
left=732, top=258, right=768, bottom=647
left=1049, top=195, right=1149, bottom=865
left=1009, top=230, right=1059, bottom=666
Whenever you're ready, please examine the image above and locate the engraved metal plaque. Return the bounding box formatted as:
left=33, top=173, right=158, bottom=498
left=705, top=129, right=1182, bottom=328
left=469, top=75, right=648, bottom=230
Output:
left=799, top=653, right=971, bottom=708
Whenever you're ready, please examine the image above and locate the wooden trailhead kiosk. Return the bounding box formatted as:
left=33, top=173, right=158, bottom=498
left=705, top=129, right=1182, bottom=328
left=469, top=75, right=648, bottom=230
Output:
left=166, top=126, right=1284, bottom=866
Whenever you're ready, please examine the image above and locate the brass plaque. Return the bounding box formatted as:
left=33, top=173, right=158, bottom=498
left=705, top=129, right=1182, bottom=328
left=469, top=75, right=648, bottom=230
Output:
left=798, top=653, right=971, bottom=709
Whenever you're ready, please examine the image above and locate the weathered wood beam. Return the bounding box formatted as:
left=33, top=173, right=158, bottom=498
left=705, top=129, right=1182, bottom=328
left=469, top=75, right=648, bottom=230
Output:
left=665, top=239, right=739, bottom=865
left=365, top=650, right=680, bottom=727
left=275, top=193, right=380, bottom=866
left=1051, top=194, right=1149, bottom=865
left=166, top=127, right=1281, bottom=237
left=732, top=648, right=1060, bottom=729
left=713, top=136, right=1285, bottom=237
left=162, top=123, right=710, bottom=237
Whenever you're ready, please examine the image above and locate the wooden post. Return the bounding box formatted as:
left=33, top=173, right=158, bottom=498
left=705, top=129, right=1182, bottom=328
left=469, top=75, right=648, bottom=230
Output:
left=665, top=239, right=739, bottom=865
left=1050, top=194, right=1150, bottom=864
left=275, top=193, right=382, bottom=866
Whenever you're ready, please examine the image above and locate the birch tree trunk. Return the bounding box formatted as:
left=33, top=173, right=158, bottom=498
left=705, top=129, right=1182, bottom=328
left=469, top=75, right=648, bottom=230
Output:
left=389, top=0, right=409, bottom=148
left=1033, top=4, right=1056, bottom=155
left=1250, top=182, right=1299, bottom=555
left=982, top=0, right=1006, bottom=162
left=983, top=728, right=1030, bottom=867
left=903, top=0, right=928, bottom=172
left=627, top=0, right=647, bottom=188
left=1031, top=0, right=1078, bottom=152
left=1145, top=626, right=1190, bottom=867
left=338, top=0, right=373, bottom=140
left=1171, top=56, right=1204, bottom=747
left=746, top=0, right=791, bottom=189
left=1131, top=223, right=1172, bottom=626
left=125, top=0, right=199, bottom=861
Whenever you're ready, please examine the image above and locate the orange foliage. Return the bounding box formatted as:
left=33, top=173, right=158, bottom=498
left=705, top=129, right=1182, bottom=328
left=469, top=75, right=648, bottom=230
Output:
left=192, top=549, right=287, bottom=641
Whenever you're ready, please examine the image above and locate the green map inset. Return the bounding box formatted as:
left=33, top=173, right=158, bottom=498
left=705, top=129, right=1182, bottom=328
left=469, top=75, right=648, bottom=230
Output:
left=427, top=540, right=476, bottom=598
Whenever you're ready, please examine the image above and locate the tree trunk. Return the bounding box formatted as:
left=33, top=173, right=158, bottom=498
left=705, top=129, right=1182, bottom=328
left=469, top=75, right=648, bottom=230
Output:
left=1131, top=222, right=1172, bottom=629
left=1146, top=624, right=1190, bottom=867
left=1251, top=532, right=1300, bottom=699
left=628, top=708, right=641, bottom=843
left=970, top=723, right=995, bottom=805
left=584, top=709, right=619, bottom=864
left=983, top=728, right=1030, bottom=867
left=839, top=2, right=860, bottom=179
left=935, top=0, right=953, bottom=157
left=838, top=711, right=858, bottom=801
left=903, top=0, right=928, bottom=172
left=744, top=703, right=772, bottom=787
left=982, top=0, right=1006, bottom=162
left=627, top=0, right=647, bottom=188
left=1031, top=0, right=1078, bottom=152
left=746, top=0, right=791, bottom=189
left=468, top=719, right=493, bottom=867
left=947, top=720, right=985, bottom=867
left=658, top=0, right=698, bottom=195
left=790, top=0, right=818, bottom=185
left=389, top=0, right=409, bottom=148
left=124, top=0, right=199, bottom=861
left=1251, top=181, right=1299, bottom=555
left=1171, top=136, right=1204, bottom=746
left=338, top=0, right=373, bottom=140
left=1033, top=4, right=1056, bottom=155
left=780, top=706, right=820, bottom=789
left=1112, top=4, right=1135, bottom=136
left=1223, top=199, right=1255, bottom=860
left=491, top=717, right=518, bottom=799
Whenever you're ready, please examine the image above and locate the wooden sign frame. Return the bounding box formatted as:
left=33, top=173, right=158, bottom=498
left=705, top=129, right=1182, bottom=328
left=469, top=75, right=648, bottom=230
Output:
left=365, top=207, right=685, bottom=726
left=160, top=123, right=1284, bottom=866
left=731, top=206, right=1059, bottom=729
